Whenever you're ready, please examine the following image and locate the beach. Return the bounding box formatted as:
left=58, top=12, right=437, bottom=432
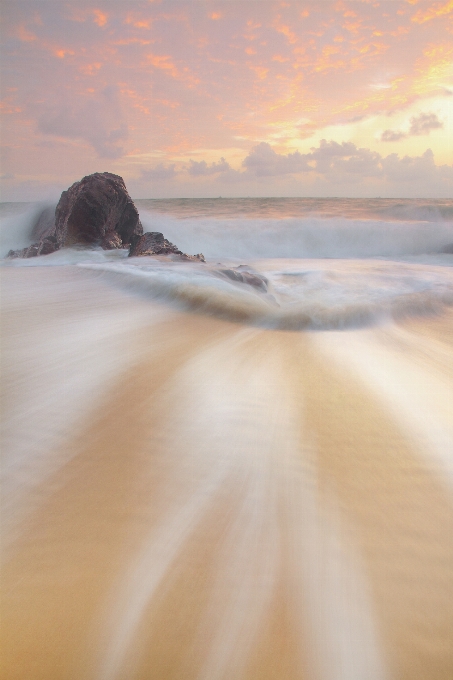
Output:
left=2, top=0, right=453, bottom=675
left=1, top=239, right=452, bottom=679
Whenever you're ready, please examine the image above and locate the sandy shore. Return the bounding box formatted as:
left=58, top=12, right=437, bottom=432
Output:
left=1, top=266, right=452, bottom=680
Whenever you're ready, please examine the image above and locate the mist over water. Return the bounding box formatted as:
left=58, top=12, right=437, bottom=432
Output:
left=1, top=198, right=453, bottom=680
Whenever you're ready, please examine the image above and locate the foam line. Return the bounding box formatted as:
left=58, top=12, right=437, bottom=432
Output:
left=315, top=327, right=453, bottom=491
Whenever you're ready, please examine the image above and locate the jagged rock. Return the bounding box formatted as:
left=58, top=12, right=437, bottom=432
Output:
left=129, top=231, right=182, bottom=257
left=179, top=252, right=206, bottom=263
left=217, top=265, right=268, bottom=292
left=129, top=231, right=205, bottom=262
left=7, top=235, right=59, bottom=259
left=7, top=172, right=143, bottom=259
left=6, top=173, right=203, bottom=263
left=54, top=172, right=142, bottom=248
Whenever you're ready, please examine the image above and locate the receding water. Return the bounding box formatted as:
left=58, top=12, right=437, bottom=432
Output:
left=1, top=198, right=453, bottom=680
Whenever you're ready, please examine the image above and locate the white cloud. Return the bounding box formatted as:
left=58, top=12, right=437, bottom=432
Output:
left=381, top=111, right=443, bottom=142
left=409, top=112, right=443, bottom=136
left=239, top=140, right=452, bottom=195
left=188, top=157, right=231, bottom=176
left=381, top=129, right=407, bottom=142
left=140, top=164, right=176, bottom=181
left=242, top=142, right=310, bottom=176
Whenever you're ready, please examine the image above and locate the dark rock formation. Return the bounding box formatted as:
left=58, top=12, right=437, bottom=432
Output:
left=54, top=172, right=142, bottom=248
left=7, top=172, right=204, bottom=262
left=7, top=235, right=59, bottom=259
left=217, top=265, right=268, bottom=292
left=7, top=172, right=143, bottom=258
left=440, top=243, right=453, bottom=254
left=129, top=231, right=205, bottom=262
left=129, top=231, right=182, bottom=257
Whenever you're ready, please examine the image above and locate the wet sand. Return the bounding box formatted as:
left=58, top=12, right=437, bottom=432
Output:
left=1, top=267, right=452, bottom=680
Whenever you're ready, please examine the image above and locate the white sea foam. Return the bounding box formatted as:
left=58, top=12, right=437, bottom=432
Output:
left=74, top=258, right=453, bottom=330
left=2, top=198, right=453, bottom=261
left=139, top=211, right=453, bottom=260
left=316, top=328, right=453, bottom=491
left=0, top=203, right=48, bottom=257
left=95, top=330, right=388, bottom=680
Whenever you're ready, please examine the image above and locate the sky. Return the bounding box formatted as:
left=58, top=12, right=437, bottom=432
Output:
left=0, top=0, right=452, bottom=199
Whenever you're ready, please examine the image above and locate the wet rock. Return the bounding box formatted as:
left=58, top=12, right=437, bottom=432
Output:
left=7, top=172, right=143, bottom=259
left=7, top=235, right=59, bottom=259
left=101, top=231, right=123, bottom=250
left=218, top=265, right=268, bottom=292
left=31, top=204, right=57, bottom=241
left=6, top=173, right=203, bottom=263
left=179, top=252, right=206, bottom=263
left=129, top=231, right=205, bottom=262
left=129, top=231, right=182, bottom=257
left=54, top=172, right=142, bottom=248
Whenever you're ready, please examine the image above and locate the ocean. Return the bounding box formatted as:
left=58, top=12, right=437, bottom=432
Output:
left=1, top=197, right=453, bottom=680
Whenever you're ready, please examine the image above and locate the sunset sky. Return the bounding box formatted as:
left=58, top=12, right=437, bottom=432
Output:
left=1, top=0, right=452, bottom=199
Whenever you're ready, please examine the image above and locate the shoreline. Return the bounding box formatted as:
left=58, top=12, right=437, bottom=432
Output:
left=1, top=265, right=452, bottom=679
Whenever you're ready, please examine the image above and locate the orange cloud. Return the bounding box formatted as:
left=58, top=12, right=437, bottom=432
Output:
left=245, top=47, right=257, bottom=55
left=115, top=38, right=152, bottom=46
left=249, top=65, right=269, bottom=80
left=125, top=14, right=152, bottom=29
left=147, top=53, right=179, bottom=78
left=80, top=62, right=102, bottom=75
left=16, top=25, right=37, bottom=42
left=54, top=48, right=75, bottom=59
left=0, top=100, right=22, bottom=114
left=413, top=43, right=453, bottom=94
left=145, top=53, right=199, bottom=86
left=210, top=12, right=223, bottom=20
left=274, top=22, right=298, bottom=44
left=93, top=10, right=108, bottom=27
left=412, top=0, right=453, bottom=23
left=390, top=25, right=410, bottom=36
left=343, top=21, right=361, bottom=34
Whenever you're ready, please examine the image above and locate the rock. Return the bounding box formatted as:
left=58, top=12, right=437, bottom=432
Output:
left=179, top=253, right=206, bottom=263
left=6, top=172, right=203, bottom=263
left=129, top=231, right=205, bottom=262
left=129, top=231, right=182, bottom=257
left=7, top=235, right=59, bottom=259
left=217, top=266, right=268, bottom=292
left=54, top=172, right=142, bottom=248
left=7, top=172, right=143, bottom=259
left=440, top=243, right=453, bottom=254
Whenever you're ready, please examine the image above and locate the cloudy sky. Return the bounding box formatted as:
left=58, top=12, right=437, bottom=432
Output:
left=1, top=0, right=452, bottom=199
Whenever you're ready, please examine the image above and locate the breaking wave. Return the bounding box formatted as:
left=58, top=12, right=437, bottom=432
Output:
left=2, top=198, right=452, bottom=329
left=76, top=259, right=453, bottom=330
left=1, top=200, right=453, bottom=260
left=139, top=212, right=453, bottom=260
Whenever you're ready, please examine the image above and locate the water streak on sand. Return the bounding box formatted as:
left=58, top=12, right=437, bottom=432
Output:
left=1, top=198, right=452, bottom=680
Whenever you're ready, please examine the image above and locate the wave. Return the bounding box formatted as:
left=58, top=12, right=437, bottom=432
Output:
left=0, top=203, right=53, bottom=258
left=139, top=212, right=453, bottom=260
left=76, top=260, right=453, bottom=331
left=1, top=201, right=453, bottom=260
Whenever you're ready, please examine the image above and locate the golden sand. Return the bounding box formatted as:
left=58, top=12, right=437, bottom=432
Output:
left=1, top=267, right=452, bottom=680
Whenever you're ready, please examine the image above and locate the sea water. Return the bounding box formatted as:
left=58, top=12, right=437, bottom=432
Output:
left=1, top=198, right=452, bottom=680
